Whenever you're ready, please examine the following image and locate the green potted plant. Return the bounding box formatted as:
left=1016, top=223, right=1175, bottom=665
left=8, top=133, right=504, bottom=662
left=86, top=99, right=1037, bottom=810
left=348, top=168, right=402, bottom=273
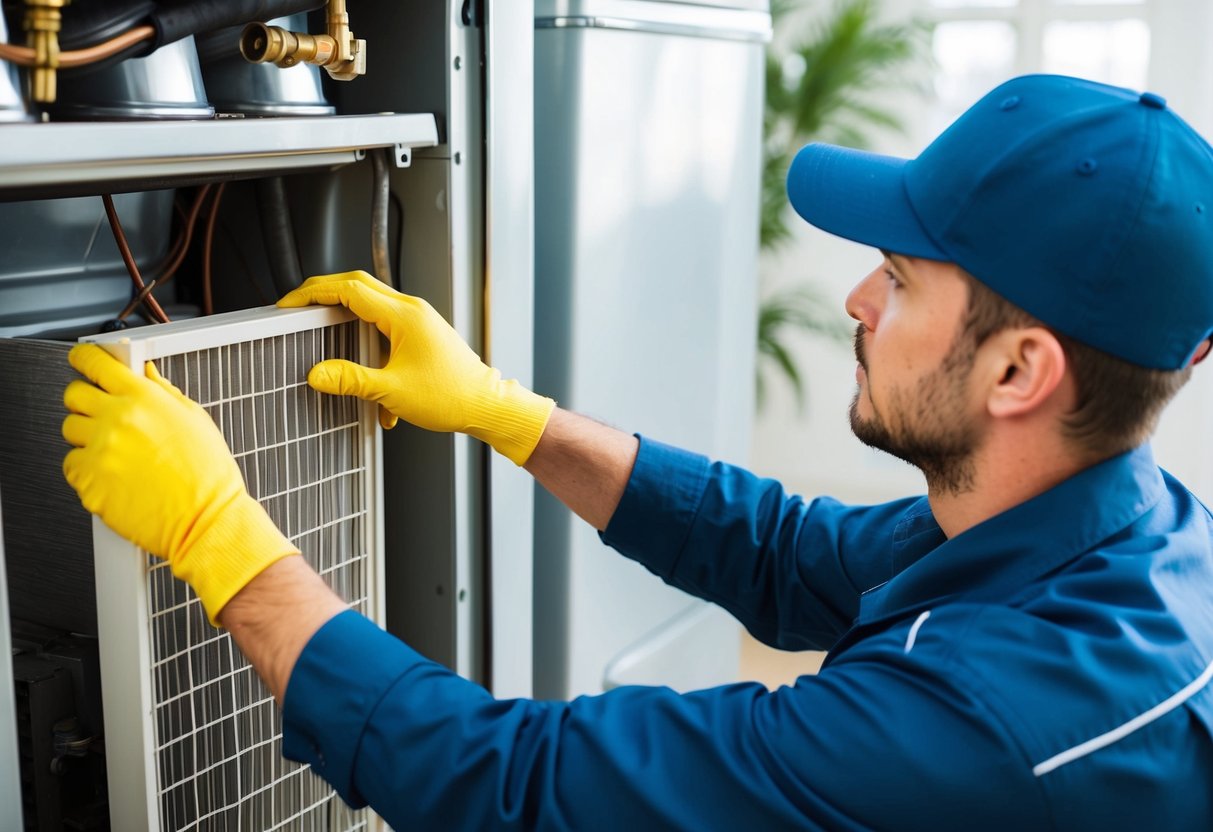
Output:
left=758, top=0, right=929, bottom=410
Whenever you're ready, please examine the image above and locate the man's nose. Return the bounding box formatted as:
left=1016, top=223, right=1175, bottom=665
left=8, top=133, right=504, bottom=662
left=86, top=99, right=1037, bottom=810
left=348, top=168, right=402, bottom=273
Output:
left=845, top=267, right=883, bottom=331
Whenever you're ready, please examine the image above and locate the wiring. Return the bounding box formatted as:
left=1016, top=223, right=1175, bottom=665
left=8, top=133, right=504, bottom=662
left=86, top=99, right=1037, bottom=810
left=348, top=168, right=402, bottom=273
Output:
left=0, top=25, right=154, bottom=69
left=202, top=182, right=227, bottom=315
left=102, top=194, right=170, bottom=324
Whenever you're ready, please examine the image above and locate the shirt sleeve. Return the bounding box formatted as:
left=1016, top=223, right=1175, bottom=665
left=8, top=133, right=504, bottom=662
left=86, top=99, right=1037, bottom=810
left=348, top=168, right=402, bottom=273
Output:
left=283, top=608, right=1046, bottom=831
left=600, top=436, right=923, bottom=650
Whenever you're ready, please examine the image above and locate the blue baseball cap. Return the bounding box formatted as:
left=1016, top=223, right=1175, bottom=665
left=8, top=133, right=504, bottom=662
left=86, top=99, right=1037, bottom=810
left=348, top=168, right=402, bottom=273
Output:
left=787, top=74, right=1213, bottom=369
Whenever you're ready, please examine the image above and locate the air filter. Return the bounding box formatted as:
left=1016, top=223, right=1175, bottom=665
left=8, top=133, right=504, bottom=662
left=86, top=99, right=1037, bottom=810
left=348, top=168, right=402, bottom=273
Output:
left=85, top=306, right=384, bottom=831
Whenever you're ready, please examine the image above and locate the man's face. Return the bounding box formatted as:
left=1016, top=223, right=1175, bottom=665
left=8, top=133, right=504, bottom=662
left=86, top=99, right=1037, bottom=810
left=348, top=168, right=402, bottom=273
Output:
left=844, top=253, right=983, bottom=494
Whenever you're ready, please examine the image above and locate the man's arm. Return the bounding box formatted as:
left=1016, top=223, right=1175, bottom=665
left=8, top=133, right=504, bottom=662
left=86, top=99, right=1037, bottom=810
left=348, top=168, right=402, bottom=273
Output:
left=280, top=604, right=1047, bottom=830
left=278, top=274, right=908, bottom=649
left=219, top=556, right=347, bottom=702
left=523, top=407, right=639, bottom=531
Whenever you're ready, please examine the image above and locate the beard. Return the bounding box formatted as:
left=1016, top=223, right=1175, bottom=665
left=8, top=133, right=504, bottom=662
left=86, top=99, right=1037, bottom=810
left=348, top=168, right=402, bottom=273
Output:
left=849, top=325, right=981, bottom=495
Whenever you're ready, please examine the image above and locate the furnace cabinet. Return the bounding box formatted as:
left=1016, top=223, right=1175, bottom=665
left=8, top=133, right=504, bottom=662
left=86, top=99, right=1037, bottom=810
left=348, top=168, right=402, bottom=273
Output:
left=0, top=0, right=768, bottom=827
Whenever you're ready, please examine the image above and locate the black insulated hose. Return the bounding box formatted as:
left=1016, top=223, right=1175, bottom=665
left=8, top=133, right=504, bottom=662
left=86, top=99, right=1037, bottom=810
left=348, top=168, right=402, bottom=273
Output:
left=151, top=0, right=325, bottom=52
left=255, top=177, right=305, bottom=297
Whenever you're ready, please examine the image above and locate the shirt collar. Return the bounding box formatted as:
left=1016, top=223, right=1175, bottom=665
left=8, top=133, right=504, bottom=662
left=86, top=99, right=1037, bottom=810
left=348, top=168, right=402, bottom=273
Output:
left=858, top=444, right=1167, bottom=624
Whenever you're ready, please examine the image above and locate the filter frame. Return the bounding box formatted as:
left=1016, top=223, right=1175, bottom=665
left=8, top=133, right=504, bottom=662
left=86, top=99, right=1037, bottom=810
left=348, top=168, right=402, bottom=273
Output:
left=84, top=305, right=384, bottom=831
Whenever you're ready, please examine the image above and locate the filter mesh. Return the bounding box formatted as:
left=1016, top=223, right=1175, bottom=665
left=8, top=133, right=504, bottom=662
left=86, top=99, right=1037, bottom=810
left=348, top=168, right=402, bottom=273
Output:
left=147, top=322, right=370, bottom=831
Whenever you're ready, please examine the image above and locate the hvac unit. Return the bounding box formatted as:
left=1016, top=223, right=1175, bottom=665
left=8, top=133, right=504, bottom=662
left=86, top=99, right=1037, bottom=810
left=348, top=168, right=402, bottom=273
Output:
left=81, top=305, right=384, bottom=831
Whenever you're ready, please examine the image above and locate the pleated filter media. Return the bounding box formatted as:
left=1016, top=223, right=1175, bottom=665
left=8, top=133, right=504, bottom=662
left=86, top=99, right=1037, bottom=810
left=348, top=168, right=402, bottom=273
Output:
left=85, top=306, right=384, bottom=831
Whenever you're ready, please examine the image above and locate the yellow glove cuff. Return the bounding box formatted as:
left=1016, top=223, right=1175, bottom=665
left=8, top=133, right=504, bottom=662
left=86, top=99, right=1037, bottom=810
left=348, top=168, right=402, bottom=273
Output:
left=171, top=493, right=301, bottom=625
left=465, top=377, right=556, bottom=465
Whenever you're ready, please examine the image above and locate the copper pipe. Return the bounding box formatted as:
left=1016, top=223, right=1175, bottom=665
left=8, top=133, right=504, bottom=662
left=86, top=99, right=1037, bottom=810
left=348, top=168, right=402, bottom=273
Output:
left=103, top=194, right=171, bottom=324
left=202, top=183, right=227, bottom=316
left=0, top=24, right=153, bottom=69
left=155, top=184, right=215, bottom=287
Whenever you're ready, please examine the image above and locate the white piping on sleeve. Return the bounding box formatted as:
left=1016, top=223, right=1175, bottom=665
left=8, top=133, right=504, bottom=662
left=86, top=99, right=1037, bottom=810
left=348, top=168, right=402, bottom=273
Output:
left=1033, top=656, right=1213, bottom=777
left=904, top=610, right=931, bottom=654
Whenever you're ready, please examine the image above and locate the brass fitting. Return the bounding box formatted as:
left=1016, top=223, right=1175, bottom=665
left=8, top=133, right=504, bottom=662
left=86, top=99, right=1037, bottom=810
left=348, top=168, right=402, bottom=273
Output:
left=239, top=0, right=365, bottom=81
left=24, top=0, right=69, bottom=103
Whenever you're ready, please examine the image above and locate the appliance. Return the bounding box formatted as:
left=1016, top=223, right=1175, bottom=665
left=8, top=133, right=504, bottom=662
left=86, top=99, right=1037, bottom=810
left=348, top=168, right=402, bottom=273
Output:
left=197, top=14, right=335, bottom=117
left=80, top=305, right=384, bottom=830
left=0, top=2, right=507, bottom=823
left=1, top=0, right=767, bottom=823
left=532, top=0, right=770, bottom=697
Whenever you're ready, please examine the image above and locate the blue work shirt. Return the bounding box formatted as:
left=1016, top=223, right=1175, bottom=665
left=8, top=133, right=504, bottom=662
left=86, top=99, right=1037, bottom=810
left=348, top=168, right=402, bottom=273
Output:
left=282, top=437, right=1213, bottom=830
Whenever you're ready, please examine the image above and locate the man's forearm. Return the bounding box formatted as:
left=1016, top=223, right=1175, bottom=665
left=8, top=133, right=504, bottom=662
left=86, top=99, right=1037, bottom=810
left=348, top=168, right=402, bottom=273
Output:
left=219, top=555, right=348, bottom=702
left=219, top=407, right=635, bottom=703
left=524, top=407, right=639, bottom=531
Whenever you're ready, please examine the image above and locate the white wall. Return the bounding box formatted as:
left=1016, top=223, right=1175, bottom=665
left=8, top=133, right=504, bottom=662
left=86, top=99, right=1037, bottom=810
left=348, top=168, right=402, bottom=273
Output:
left=751, top=0, right=1213, bottom=506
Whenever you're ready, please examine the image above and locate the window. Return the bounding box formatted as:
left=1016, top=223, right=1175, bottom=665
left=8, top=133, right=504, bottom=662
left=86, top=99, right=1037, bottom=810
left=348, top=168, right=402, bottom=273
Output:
left=925, top=0, right=1151, bottom=128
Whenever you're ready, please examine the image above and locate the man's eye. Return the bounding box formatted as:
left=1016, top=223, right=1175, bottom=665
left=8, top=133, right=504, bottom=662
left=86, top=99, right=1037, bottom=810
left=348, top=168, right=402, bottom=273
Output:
left=885, top=269, right=903, bottom=288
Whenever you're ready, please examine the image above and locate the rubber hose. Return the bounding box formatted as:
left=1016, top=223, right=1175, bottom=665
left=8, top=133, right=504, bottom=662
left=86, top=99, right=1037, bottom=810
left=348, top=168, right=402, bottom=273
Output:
left=254, top=177, right=304, bottom=296
left=370, top=148, right=393, bottom=288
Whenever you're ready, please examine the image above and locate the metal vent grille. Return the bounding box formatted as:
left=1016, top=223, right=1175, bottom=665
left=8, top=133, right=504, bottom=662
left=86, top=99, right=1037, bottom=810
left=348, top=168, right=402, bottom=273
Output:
left=86, top=307, right=382, bottom=831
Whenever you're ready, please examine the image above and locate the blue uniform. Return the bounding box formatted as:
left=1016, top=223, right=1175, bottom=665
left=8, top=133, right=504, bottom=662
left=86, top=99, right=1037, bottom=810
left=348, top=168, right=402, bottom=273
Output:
left=282, top=437, right=1213, bottom=830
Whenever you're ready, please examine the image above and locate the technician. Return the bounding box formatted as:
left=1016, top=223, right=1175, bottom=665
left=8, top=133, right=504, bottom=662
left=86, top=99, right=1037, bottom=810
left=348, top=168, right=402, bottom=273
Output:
left=62, top=75, right=1213, bottom=830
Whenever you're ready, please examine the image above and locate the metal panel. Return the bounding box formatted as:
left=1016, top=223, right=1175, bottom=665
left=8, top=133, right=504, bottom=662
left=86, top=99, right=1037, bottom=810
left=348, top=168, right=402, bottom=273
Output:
left=83, top=306, right=383, bottom=831
left=486, top=0, right=537, bottom=699
left=533, top=14, right=764, bottom=697
left=446, top=0, right=488, bottom=688
left=0, top=191, right=174, bottom=339
left=0, top=114, right=438, bottom=198
left=0, top=340, right=96, bottom=635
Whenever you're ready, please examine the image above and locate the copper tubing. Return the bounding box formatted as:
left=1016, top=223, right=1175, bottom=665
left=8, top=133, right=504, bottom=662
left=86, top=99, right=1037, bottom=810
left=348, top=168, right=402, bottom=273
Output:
left=326, top=0, right=351, bottom=62
left=156, top=185, right=215, bottom=287
left=0, top=24, right=153, bottom=69
left=202, top=183, right=227, bottom=316
left=103, top=194, right=171, bottom=324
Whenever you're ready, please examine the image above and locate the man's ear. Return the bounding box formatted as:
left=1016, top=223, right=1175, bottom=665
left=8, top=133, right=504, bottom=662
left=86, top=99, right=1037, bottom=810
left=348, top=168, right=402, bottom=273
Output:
left=1189, top=339, right=1212, bottom=367
left=982, top=327, right=1068, bottom=419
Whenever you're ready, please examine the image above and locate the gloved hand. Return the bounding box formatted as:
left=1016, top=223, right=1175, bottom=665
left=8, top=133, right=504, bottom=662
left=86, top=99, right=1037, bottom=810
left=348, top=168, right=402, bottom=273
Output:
left=62, top=344, right=299, bottom=625
left=278, top=270, right=556, bottom=466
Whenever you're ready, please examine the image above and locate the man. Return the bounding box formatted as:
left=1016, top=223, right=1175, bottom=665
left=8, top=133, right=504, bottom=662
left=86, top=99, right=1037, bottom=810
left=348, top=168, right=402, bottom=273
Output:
left=62, top=74, right=1213, bottom=829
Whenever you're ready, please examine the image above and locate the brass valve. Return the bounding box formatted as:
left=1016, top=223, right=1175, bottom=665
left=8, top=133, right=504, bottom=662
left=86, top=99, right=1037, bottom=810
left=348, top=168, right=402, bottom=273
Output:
left=24, top=0, right=69, bottom=103
left=239, top=0, right=365, bottom=81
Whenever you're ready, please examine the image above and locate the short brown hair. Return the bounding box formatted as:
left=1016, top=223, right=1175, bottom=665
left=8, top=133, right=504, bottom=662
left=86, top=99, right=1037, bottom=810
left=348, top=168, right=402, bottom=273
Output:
left=958, top=273, right=1193, bottom=458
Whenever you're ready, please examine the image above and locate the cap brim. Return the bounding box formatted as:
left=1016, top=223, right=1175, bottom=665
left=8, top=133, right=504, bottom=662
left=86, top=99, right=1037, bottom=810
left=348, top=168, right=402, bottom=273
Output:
left=786, top=143, right=949, bottom=261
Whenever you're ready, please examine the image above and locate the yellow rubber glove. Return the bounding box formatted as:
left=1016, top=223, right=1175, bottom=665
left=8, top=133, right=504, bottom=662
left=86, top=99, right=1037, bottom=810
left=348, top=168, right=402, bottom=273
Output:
left=62, top=344, right=299, bottom=625
left=278, top=270, right=556, bottom=466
